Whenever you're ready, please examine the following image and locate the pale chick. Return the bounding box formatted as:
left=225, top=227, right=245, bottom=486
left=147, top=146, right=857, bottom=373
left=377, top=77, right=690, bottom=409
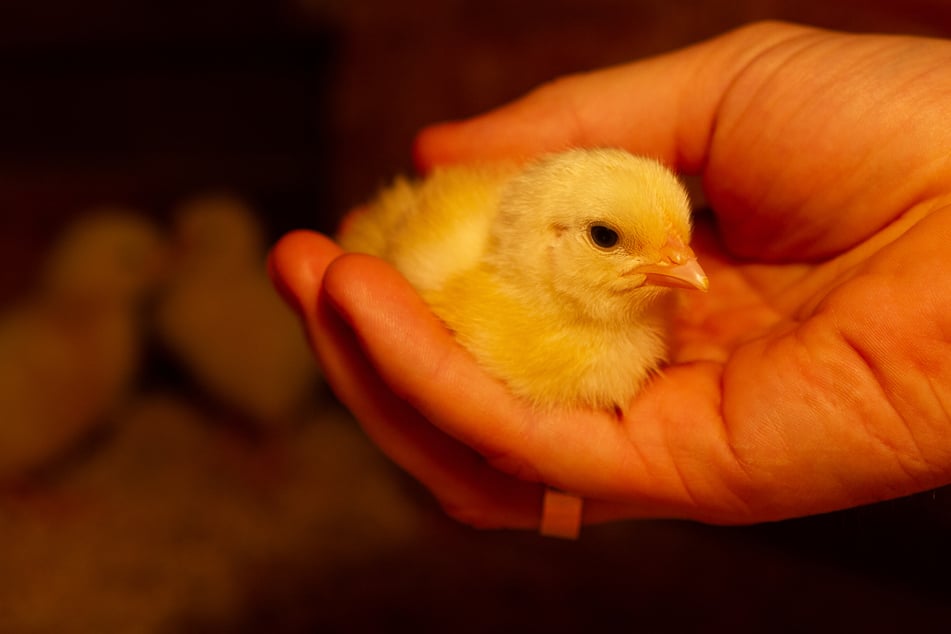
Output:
left=155, top=193, right=322, bottom=430
left=340, top=148, right=709, bottom=412
left=0, top=210, right=168, bottom=481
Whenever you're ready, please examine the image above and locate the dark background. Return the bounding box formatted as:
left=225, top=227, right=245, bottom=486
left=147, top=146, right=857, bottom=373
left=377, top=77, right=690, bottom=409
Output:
left=2, top=1, right=951, bottom=631
left=3, top=0, right=951, bottom=297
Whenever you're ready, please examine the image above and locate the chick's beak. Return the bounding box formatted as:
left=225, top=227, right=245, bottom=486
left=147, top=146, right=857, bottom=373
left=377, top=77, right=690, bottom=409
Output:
left=626, top=236, right=709, bottom=292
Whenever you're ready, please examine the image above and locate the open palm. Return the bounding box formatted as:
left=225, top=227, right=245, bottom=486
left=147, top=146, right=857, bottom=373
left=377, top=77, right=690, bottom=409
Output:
left=270, top=21, right=951, bottom=529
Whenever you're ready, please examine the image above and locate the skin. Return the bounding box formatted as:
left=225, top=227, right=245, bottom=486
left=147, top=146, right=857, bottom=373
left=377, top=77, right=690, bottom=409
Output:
left=269, top=21, right=951, bottom=529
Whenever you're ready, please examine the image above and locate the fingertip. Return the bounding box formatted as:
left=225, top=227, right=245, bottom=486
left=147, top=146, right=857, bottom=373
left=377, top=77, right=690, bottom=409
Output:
left=412, top=106, right=550, bottom=171
left=412, top=121, right=466, bottom=173
left=320, top=251, right=371, bottom=310
left=322, top=252, right=428, bottom=328
left=267, top=230, right=343, bottom=317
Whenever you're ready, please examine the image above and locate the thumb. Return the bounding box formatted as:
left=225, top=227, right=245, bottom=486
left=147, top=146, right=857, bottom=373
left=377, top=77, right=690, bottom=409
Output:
left=413, top=21, right=812, bottom=174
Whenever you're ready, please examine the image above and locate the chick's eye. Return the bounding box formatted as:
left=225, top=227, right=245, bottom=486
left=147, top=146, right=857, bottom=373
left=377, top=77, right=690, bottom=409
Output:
left=589, top=224, right=619, bottom=249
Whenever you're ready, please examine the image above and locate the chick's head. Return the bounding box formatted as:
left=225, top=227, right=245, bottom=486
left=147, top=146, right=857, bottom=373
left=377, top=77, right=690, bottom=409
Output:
left=490, top=148, right=708, bottom=322
left=42, top=209, right=170, bottom=303
left=172, top=192, right=265, bottom=271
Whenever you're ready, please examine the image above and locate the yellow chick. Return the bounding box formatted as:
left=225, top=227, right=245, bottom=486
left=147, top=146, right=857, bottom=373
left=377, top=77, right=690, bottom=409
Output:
left=0, top=210, right=168, bottom=481
left=155, top=193, right=322, bottom=430
left=41, top=209, right=169, bottom=303
left=340, top=148, right=709, bottom=411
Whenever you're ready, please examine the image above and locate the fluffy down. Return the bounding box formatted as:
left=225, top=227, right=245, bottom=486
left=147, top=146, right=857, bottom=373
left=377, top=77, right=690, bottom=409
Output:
left=340, top=148, right=708, bottom=411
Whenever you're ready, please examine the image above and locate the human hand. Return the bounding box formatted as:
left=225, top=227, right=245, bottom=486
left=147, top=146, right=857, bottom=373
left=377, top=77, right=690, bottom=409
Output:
left=269, top=21, right=951, bottom=529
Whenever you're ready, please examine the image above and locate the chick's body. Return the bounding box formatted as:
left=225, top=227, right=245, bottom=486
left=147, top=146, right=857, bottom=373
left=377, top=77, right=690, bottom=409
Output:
left=155, top=194, right=321, bottom=429
left=341, top=149, right=707, bottom=411
left=346, top=166, right=508, bottom=292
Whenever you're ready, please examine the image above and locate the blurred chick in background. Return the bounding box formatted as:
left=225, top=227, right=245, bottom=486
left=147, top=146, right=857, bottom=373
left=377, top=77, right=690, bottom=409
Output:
left=340, top=148, right=708, bottom=411
left=155, top=193, right=321, bottom=431
left=0, top=210, right=168, bottom=482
